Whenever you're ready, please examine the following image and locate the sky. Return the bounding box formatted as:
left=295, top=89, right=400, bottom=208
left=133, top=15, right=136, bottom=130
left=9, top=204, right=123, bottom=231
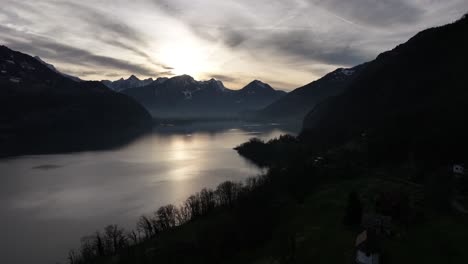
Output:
left=0, top=0, right=467, bottom=90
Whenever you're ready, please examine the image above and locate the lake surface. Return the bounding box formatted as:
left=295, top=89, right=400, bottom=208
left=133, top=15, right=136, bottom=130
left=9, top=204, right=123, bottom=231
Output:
left=0, top=122, right=296, bottom=264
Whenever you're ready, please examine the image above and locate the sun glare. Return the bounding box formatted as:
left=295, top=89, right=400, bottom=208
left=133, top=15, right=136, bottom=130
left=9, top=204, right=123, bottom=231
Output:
left=160, top=43, right=208, bottom=78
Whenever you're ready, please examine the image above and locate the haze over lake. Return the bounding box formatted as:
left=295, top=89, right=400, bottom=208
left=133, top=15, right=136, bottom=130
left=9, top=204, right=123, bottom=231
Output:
left=0, top=122, right=296, bottom=264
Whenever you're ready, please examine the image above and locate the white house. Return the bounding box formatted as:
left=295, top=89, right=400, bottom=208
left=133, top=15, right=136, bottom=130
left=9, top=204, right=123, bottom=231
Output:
left=453, top=164, right=464, bottom=175
left=355, top=230, right=380, bottom=264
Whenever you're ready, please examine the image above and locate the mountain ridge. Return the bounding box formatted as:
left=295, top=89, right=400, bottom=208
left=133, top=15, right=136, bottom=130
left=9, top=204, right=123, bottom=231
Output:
left=102, top=75, right=154, bottom=91
left=0, top=45, right=152, bottom=157
left=254, top=64, right=367, bottom=121
left=301, top=14, right=468, bottom=163
left=122, top=75, right=286, bottom=119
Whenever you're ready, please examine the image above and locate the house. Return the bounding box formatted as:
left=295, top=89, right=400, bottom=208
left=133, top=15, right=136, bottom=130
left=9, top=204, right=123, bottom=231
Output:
left=453, top=164, right=464, bottom=178
left=355, top=230, right=380, bottom=264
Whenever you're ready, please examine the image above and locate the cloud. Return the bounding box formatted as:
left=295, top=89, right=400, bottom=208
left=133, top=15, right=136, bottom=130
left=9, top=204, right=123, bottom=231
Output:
left=0, top=0, right=172, bottom=78
left=209, top=74, right=239, bottom=83
left=151, top=0, right=376, bottom=67
left=306, top=0, right=424, bottom=28
left=263, top=30, right=371, bottom=65
left=0, top=26, right=157, bottom=76
left=1, top=0, right=467, bottom=88
left=51, top=1, right=147, bottom=44
left=159, top=71, right=176, bottom=76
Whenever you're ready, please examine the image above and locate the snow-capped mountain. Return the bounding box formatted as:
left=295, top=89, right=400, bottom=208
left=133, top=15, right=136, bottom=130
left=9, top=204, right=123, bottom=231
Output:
left=102, top=75, right=154, bottom=91
left=122, top=75, right=286, bottom=119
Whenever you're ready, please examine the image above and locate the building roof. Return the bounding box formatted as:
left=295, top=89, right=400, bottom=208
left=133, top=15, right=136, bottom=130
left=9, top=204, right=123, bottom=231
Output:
left=355, top=229, right=380, bottom=254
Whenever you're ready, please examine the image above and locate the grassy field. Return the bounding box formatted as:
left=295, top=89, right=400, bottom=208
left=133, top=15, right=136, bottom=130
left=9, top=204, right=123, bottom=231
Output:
left=250, top=177, right=468, bottom=264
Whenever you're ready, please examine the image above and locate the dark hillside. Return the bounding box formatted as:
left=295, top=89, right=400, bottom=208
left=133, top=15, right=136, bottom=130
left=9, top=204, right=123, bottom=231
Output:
left=0, top=46, right=152, bottom=157
left=302, top=15, right=468, bottom=164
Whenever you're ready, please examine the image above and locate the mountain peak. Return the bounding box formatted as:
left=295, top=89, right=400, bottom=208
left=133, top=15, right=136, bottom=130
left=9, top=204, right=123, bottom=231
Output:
left=170, top=74, right=195, bottom=83
left=243, top=80, right=273, bottom=91
left=128, top=75, right=140, bottom=81
left=179, top=74, right=195, bottom=80
left=252, top=80, right=270, bottom=87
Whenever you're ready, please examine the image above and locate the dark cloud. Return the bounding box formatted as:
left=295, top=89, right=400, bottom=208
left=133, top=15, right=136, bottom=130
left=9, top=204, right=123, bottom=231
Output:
left=264, top=30, right=371, bottom=66
left=159, top=71, right=176, bottom=76
left=307, top=0, right=425, bottom=27
left=103, top=72, right=128, bottom=79
left=194, top=26, right=370, bottom=66
left=221, top=28, right=247, bottom=47
left=104, top=39, right=173, bottom=70
left=266, top=79, right=301, bottom=91
left=6, top=1, right=170, bottom=74
left=51, top=2, right=172, bottom=70
left=162, top=65, right=174, bottom=70
left=152, top=0, right=370, bottom=66
left=0, top=26, right=157, bottom=76
left=53, top=1, right=147, bottom=44
left=152, top=0, right=184, bottom=16
left=209, top=74, right=239, bottom=83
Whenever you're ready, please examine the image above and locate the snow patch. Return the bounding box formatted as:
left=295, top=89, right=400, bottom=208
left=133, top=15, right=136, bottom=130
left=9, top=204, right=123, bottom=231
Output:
left=9, top=77, right=21, bottom=83
left=20, top=62, right=35, bottom=70
left=182, top=90, right=192, bottom=99
left=341, top=68, right=354, bottom=76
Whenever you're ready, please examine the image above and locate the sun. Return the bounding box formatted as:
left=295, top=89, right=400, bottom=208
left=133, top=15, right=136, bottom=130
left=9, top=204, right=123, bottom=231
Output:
left=159, top=43, right=208, bottom=78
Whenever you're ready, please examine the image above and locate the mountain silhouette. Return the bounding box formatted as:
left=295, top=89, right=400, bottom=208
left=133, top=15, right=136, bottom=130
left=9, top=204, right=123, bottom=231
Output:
left=301, top=14, right=468, bottom=163
left=102, top=75, right=154, bottom=91
left=0, top=46, right=152, bottom=157
left=255, top=64, right=366, bottom=121
left=122, top=75, right=286, bottom=119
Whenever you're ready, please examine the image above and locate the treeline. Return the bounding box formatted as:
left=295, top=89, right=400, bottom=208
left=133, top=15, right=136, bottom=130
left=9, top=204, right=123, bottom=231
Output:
left=67, top=177, right=268, bottom=264
left=234, top=134, right=304, bottom=167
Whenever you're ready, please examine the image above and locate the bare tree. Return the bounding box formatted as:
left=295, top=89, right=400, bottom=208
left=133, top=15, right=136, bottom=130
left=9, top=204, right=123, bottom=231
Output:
left=67, top=249, right=80, bottom=264
left=199, top=188, right=216, bottom=215
left=156, top=204, right=178, bottom=230
left=216, top=181, right=243, bottom=207
left=185, top=194, right=202, bottom=218
left=137, top=215, right=155, bottom=239
left=104, top=224, right=127, bottom=254
left=93, top=231, right=105, bottom=257
left=127, top=230, right=139, bottom=245
left=176, top=204, right=192, bottom=225
left=80, top=236, right=96, bottom=262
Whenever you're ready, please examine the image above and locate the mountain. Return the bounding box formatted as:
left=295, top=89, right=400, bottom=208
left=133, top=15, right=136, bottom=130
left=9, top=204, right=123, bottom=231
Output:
left=34, top=56, right=82, bottom=82
left=233, top=80, right=287, bottom=110
left=0, top=46, right=152, bottom=157
left=301, top=14, right=468, bottom=163
left=102, top=75, right=155, bottom=91
left=255, top=64, right=366, bottom=121
left=122, top=75, right=286, bottom=119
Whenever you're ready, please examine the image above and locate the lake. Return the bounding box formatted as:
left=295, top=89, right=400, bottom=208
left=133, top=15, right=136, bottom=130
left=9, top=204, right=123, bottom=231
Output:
left=0, top=121, right=296, bottom=264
